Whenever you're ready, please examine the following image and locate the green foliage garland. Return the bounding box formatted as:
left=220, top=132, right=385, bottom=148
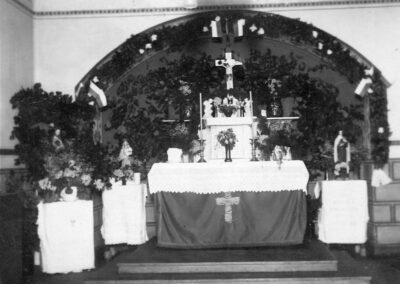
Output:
left=78, top=10, right=388, bottom=167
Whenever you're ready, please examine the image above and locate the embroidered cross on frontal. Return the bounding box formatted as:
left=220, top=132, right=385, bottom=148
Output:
left=216, top=192, right=240, bottom=223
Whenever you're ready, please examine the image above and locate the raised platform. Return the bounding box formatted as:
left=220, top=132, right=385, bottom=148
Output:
left=116, top=238, right=337, bottom=274
left=84, top=238, right=372, bottom=284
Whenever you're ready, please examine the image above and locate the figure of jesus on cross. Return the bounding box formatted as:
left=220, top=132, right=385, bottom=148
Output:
left=215, top=50, right=242, bottom=90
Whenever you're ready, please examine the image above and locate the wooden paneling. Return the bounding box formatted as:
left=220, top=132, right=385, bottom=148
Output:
left=0, top=193, right=23, bottom=284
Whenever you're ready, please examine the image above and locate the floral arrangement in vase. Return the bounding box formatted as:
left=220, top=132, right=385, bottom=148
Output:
left=38, top=149, right=104, bottom=203
left=218, top=104, right=238, bottom=117
left=217, top=128, right=237, bottom=162
left=108, top=139, right=143, bottom=186
left=168, top=122, right=193, bottom=151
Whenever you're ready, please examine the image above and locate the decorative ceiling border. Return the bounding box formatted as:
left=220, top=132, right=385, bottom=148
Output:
left=10, top=0, right=400, bottom=17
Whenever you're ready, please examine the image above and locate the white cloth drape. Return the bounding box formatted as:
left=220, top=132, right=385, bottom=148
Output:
left=37, top=200, right=95, bottom=274
left=148, top=160, right=309, bottom=194
left=317, top=180, right=369, bottom=244
left=101, top=181, right=148, bottom=245
left=371, top=169, right=392, bottom=187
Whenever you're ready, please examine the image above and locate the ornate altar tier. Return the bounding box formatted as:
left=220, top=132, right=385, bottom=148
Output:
left=203, top=117, right=254, bottom=161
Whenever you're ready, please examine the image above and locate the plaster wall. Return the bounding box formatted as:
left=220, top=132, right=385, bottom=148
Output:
left=0, top=0, right=33, bottom=168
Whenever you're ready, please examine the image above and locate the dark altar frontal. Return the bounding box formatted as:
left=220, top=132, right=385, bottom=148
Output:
left=148, top=161, right=309, bottom=249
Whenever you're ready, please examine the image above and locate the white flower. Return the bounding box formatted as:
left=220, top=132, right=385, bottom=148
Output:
left=113, top=169, right=124, bottom=178
left=151, top=34, right=158, bottom=41
left=202, top=26, right=209, bottom=32
left=257, top=28, right=265, bottom=35
left=63, top=168, right=76, bottom=178
left=38, top=178, right=50, bottom=190
left=378, top=127, right=384, bottom=134
left=139, top=49, right=145, bottom=54
left=249, top=24, right=257, bottom=32
left=81, top=174, right=92, bottom=186
left=94, top=179, right=105, bottom=191
left=145, top=43, right=152, bottom=49
left=55, top=170, right=63, bottom=179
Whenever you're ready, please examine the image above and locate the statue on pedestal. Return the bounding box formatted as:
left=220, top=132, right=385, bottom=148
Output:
left=333, top=130, right=350, bottom=179
left=244, top=98, right=252, bottom=117
left=203, top=99, right=213, bottom=119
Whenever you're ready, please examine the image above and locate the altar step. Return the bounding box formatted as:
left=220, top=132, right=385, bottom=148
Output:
left=85, top=238, right=371, bottom=284
left=87, top=277, right=371, bottom=284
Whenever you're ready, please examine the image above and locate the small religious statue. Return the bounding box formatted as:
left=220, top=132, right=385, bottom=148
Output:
left=283, top=146, right=292, bottom=160
left=203, top=98, right=213, bottom=118
left=223, top=91, right=239, bottom=106
left=118, top=139, right=133, bottom=168
left=244, top=98, right=252, bottom=117
left=52, top=128, right=65, bottom=152
left=271, top=145, right=284, bottom=169
left=333, top=130, right=350, bottom=179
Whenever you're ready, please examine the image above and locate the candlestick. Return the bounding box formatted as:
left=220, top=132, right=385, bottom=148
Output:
left=250, top=138, right=259, bottom=162
left=198, top=139, right=207, bottom=163
left=199, top=93, right=203, bottom=139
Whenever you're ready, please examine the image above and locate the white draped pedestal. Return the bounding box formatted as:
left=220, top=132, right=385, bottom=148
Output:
left=203, top=117, right=253, bottom=161
left=316, top=180, right=369, bottom=244
left=101, top=181, right=148, bottom=245
left=37, top=200, right=95, bottom=274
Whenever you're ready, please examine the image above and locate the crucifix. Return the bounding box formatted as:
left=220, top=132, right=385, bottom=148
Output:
left=215, top=51, right=242, bottom=90
left=216, top=192, right=240, bottom=223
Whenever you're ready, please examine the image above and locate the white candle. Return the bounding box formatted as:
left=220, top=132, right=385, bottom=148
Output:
left=199, top=93, right=203, bottom=139
left=252, top=121, right=257, bottom=138
left=249, top=91, right=253, bottom=117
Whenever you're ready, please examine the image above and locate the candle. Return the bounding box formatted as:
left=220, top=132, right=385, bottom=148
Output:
left=199, top=93, right=203, bottom=139
left=252, top=121, right=257, bottom=138
left=249, top=91, right=253, bottom=117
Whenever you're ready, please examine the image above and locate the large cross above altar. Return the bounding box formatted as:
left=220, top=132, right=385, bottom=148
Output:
left=215, top=51, right=242, bottom=90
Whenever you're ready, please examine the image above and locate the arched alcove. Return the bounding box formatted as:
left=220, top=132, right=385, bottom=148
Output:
left=76, top=10, right=390, bottom=174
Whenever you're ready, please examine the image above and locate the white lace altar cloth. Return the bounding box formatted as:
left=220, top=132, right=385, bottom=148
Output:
left=37, top=200, right=94, bottom=274
left=148, top=160, right=309, bottom=194
left=316, top=180, right=369, bottom=244
left=101, top=181, right=148, bottom=245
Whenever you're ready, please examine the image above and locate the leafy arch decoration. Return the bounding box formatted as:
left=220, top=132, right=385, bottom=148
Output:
left=75, top=10, right=390, bottom=176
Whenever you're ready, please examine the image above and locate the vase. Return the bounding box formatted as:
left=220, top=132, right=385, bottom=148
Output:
left=268, top=95, right=283, bottom=117
left=224, top=145, right=232, bottom=162
left=180, top=99, right=193, bottom=120
left=225, top=109, right=233, bottom=117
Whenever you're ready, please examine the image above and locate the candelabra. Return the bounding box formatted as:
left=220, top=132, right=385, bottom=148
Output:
left=198, top=139, right=207, bottom=163
left=250, top=138, right=259, bottom=162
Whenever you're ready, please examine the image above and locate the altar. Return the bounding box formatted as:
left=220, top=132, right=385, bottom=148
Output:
left=148, top=160, right=309, bottom=248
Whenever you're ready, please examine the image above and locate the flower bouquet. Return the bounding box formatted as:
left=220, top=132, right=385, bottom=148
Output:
left=218, top=104, right=238, bottom=117
left=105, top=140, right=143, bottom=186
left=217, top=128, right=237, bottom=162
left=168, top=122, right=191, bottom=151
left=37, top=150, right=103, bottom=203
